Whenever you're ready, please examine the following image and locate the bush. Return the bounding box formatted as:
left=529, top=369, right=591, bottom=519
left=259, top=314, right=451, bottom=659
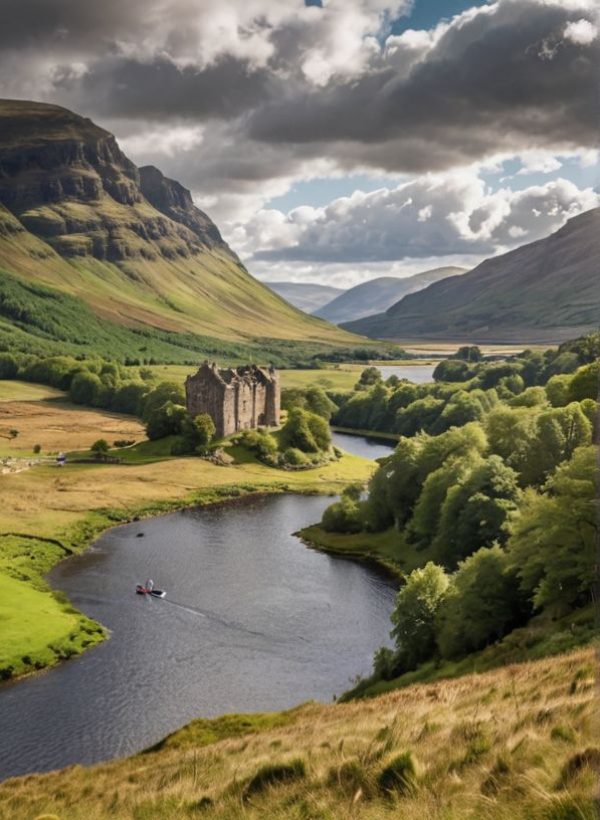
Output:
left=243, top=758, right=306, bottom=798
left=33, top=443, right=41, bottom=454
left=377, top=752, right=417, bottom=795
left=321, top=495, right=362, bottom=533
left=282, top=447, right=309, bottom=466
left=280, top=407, right=331, bottom=453
left=90, top=439, right=110, bottom=459
left=145, top=401, right=187, bottom=440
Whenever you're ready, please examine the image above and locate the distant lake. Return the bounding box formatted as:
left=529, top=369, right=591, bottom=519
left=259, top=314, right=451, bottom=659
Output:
left=0, top=490, right=396, bottom=780
left=376, top=364, right=436, bottom=383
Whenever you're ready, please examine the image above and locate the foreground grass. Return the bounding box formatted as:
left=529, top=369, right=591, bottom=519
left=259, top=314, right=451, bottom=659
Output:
left=0, top=398, right=375, bottom=680
left=0, top=648, right=596, bottom=819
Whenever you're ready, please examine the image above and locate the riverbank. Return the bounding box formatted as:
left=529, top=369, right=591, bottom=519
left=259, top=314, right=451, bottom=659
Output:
left=0, top=433, right=375, bottom=682
left=0, top=646, right=595, bottom=819
left=299, top=526, right=596, bottom=702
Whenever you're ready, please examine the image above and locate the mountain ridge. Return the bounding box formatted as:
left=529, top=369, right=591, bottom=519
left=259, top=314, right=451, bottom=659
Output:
left=315, top=266, right=467, bottom=324
left=263, top=280, right=344, bottom=312
left=0, top=99, right=359, bottom=358
left=344, top=208, right=600, bottom=343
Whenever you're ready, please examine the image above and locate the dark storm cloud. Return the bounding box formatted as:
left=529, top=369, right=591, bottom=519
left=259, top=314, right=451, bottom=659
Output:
left=247, top=1, right=599, bottom=171
left=66, top=57, right=275, bottom=121
left=0, top=0, right=596, bottom=214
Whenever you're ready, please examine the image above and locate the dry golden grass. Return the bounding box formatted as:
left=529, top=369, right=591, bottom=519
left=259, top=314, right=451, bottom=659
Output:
left=0, top=398, right=145, bottom=456
left=0, top=648, right=596, bottom=820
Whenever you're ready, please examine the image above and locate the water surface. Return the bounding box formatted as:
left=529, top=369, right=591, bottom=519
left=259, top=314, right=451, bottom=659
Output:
left=377, top=364, right=435, bottom=383
left=0, top=494, right=395, bottom=780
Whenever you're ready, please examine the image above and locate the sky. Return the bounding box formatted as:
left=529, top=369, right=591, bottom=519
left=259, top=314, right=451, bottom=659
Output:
left=0, top=0, right=598, bottom=287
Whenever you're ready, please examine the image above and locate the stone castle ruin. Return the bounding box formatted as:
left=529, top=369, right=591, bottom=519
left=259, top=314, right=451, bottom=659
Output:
left=185, top=362, right=280, bottom=439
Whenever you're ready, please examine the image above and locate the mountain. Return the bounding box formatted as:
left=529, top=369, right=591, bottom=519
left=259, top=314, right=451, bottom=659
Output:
left=262, top=281, right=343, bottom=313
left=0, top=99, right=359, bottom=362
left=315, top=267, right=466, bottom=324
left=345, top=208, right=600, bottom=344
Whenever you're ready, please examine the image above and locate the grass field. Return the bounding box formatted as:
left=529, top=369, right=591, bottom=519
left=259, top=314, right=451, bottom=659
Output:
left=136, top=362, right=435, bottom=393
left=0, top=389, right=144, bottom=457
left=0, top=647, right=596, bottom=819
left=0, top=392, right=376, bottom=680
left=0, top=381, right=64, bottom=402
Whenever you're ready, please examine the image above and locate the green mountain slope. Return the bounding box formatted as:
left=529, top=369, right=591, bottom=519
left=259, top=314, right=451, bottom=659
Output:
left=345, top=208, right=600, bottom=343
left=315, top=267, right=466, bottom=324
left=0, top=99, right=360, bottom=360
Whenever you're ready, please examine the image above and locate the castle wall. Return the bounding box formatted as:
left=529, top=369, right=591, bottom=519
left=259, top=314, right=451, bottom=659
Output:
left=185, top=362, right=280, bottom=438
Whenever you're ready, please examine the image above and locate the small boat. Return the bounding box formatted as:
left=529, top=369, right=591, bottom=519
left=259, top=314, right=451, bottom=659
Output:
left=135, top=579, right=166, bottom=598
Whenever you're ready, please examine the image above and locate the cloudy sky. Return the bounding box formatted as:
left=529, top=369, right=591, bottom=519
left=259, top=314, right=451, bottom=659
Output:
left=1, top=0, right=598, bottom=286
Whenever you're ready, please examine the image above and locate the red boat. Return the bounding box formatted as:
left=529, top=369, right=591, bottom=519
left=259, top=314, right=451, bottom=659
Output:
left=135, top=579, right=166, bottom=598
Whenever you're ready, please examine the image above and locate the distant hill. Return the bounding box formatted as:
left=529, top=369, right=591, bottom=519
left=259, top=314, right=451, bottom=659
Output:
left=345, top=208, right=600, bottom=344
left=315, top=267, right=466, bottom=324
left=263, top=281, right=343, bottom=313
left=0, top=99, right=360, bottom=362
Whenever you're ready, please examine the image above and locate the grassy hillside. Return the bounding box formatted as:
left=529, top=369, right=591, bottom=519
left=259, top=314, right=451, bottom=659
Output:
left=0, top=100, right=362, bottom=361
left=345, top=208, right=600, bottom=343
left=0, top=647, right=596, bottom=819
left=316, top=267, right=466, bottom=324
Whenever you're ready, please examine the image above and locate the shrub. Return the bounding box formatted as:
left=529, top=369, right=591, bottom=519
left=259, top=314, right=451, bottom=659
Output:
left=282, top=447, right=309, bottom=466
left=90, top=439, right=110, bottom=459
left=377, top=752, right=417, bottom=795
left=328, top=759, right=374, bottom=797
left=33, top=444, right=41, bottom=454
left=243, top=758, right=306, bottom=798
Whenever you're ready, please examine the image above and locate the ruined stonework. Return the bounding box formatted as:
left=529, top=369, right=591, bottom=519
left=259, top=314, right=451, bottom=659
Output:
left=185, top=362, right=280, bottom=438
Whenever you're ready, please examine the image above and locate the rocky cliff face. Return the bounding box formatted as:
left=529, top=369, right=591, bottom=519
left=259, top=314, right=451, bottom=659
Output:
left=139, top=165, right=226, bottom=250
left=0, top=99, right=232, bottom=263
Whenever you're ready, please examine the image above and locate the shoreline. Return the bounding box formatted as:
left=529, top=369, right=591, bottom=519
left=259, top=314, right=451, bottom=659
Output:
left=3, top=483, right=336, bottom=688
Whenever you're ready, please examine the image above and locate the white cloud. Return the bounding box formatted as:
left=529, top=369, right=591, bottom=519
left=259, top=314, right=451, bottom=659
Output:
left=563, top=18, right=598, bottom=45
left=237, top=173, right=598, bottom=268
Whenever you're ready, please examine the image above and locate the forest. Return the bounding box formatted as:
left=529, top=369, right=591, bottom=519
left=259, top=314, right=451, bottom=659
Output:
left=316, top=336, right=598, bottom=685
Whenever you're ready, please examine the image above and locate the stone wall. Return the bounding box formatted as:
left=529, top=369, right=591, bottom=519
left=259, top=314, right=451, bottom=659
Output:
left=185, top=362, right=280, bottom=438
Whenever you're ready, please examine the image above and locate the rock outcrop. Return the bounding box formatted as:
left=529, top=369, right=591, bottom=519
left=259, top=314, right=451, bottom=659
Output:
left=0, top=99, right=233, bottom=263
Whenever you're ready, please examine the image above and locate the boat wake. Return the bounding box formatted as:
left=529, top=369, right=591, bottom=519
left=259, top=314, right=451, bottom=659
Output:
left=160, top=597, right=269, bottom=639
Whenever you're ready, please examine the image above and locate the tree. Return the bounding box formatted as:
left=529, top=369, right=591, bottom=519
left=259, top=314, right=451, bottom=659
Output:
left=532, top=403, right=592, bottom=481
left=545, top=374, right=572, bottom=407
left=145, top=401, right=188, bottom=440
left=567, top=361, right=599, bottom=403
left=452, top=345, right=482, bottom=362
left=304, top=387, right=338, bottom=420
left=0, top=353, right=18, bottom=379
left=507, top=446, right=595, bottom=615
left=355, top=366, right=381, bottom=390
left=142, top=381, right=186, bottom=423
left=111, top=381, right=149, bottom=415
left=69, top=371, right=102, bottom=406
left=321, top=492, right=362, bottom=533
left=280, top=407, right=331, bottom=453
left=485, top=406, right=539, bottom=484
left=185, top=413, right=216, bottom=449
left=91, top=439, right=110, bottom=460
left=433, top=359, right=471, bottom=382
left=433, top=455, right=520, bottom=567
left=390, top=562, right=450, bottom=671
left=436, top=546, right=529, bottom=659
left=407, top=456, right=472, bottom=549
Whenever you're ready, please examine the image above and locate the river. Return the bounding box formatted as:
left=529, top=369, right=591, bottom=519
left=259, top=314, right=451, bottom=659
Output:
left=0, top=435, right=396, bottom=781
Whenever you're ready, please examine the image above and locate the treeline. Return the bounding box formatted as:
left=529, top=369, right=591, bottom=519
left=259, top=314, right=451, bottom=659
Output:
left=332, top=341, right=598, bottom=436
left=319, top=335, right=598, bottom=681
